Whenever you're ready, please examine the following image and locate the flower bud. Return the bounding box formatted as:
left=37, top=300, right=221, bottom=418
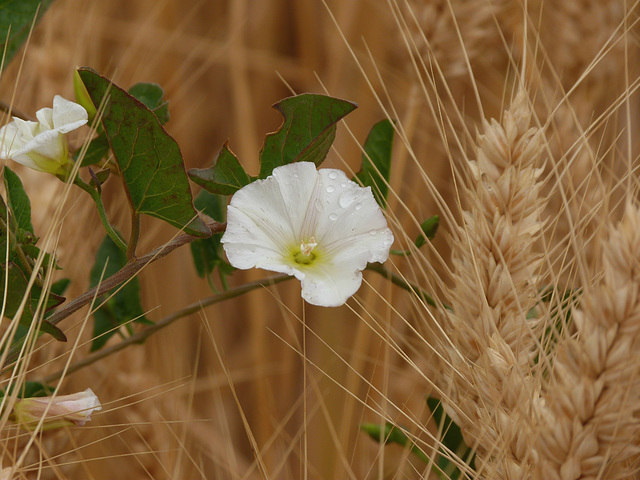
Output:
left=12, top=388, right=101, bottom=431
left=73, top=69, right=97, bottom=123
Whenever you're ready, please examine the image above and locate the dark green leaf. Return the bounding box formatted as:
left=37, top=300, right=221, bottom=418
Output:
left=128, top=82, right=170, bottom=124
left=77, top=68, right=210, bottom=238
left=3, top=166, right=33, bottom=234
left=188, top=143, right=252, bottom=195
left=415, top=215, right=440, bottom=248
left=21, top=245, right=60, bottom=270
left=190, top=190, right=232, bottom=279
left=49, top=278, right=70, bottom=296
left=258, top=93, right=357, bottom=178
left=78, top=133, right=111, bottom=167
left=0, top=0, right=53, bottom=68
left=90, top=233, right=148, bottom=352
left=355, top=119, right=394, bottom=208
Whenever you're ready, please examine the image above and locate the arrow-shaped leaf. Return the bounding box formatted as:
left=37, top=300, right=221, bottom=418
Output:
left=258, top=94, right=357, bottom=178
left=77, top=68, right=210, bottom=238
left=188, top=143, right=252, bottom=195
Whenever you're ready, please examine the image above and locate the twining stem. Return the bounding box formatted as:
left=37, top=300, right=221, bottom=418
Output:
left=3, top=218, right=224, bottom=367
left=39, top=273, right=292, bottom=383
left=73, top=176, right=127, bottom=252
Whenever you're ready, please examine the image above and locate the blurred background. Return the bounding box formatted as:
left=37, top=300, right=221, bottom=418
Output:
left=0, top=0, right=636, bottom=478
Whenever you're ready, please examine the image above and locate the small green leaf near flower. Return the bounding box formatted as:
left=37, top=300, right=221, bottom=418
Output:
left=188, top=143, right=252, bottom=195
left=356, top=119, right=394, bottom=208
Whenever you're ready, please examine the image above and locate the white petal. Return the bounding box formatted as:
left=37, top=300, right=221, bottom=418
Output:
left=15, top=129, right=66, bottom=162
left=299, top=261, right=363, bottom=307
left=35, top=107, right=54, bottom=130
left=314, top=169, right=389, bottom=241
left=52, top=95, right=88, bottom=132
left=222, top=162, right=320, bottom=263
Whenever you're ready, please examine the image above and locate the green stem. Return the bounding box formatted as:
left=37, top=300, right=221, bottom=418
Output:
left=73, top=176, right=127, bottom=252
left=365, top=263, right=447, bottom=309
left=127, top=213, right=140, bottom=260
left=38, top=273, right=292, bottom=383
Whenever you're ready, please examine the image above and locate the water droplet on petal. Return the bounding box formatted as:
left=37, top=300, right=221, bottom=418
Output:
left=326, top=185, right=335, bottom=193
left=338, top=193, right=356, bottom=208
left=341, top=182, right=347, bottom=188
left=329, top=213, right=338, bottom=221
left=369, top=230, right=377, bottom=235
left=355, top=203, right=362, bottom=210
left=328, top=171, right=338, bottom=180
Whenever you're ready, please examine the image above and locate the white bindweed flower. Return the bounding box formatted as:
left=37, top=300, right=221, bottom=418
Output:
left=221, top=162, right=394, bottom=307
left=0, top=95, right=88, bottom=176
left=12, top=388, right=102, bottom=431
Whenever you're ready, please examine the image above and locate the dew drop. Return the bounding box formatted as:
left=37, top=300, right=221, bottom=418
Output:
left=326, top=185, right=336, bottom=193
left=340, top=182, right=348, bottom=188
left=329, top=213, right=338, bottom=221
left=328, top=171, right=338, bottom=180
left=369, top=230, right=377, bottom=235
left=338, top=193, right=356, bottom=208
left=354, top=203, right=362, bottom=211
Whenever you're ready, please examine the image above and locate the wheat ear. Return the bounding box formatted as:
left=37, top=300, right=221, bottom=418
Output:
left=440, top=88, right=546, bottom=479
left=534, top=202, right=640, bottom=480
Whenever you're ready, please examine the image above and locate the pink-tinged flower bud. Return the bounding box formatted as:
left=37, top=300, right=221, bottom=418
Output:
left=12, top=388, right=101, bottom=431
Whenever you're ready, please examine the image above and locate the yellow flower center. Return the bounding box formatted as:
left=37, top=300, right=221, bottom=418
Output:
left=294, top=237, right=318, bottom=264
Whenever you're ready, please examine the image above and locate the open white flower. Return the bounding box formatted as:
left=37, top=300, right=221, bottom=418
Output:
left=0, top=95, right=88, bottom=176
left=222, top=162, right=394, bottom=307
left=12, top=388, right=102, bottom=431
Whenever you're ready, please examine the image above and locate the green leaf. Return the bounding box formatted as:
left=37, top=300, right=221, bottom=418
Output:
left=360, top=422, right=430, bottom=464
left=190, top=190, right=232, bottom=279
left=355, top=119, right=394, bottom=208
left=21, top=244, right=60, bottom=270
left=78, top=133, right=111, bottom=167
left=0, top=0, right=53, bottom=68
left=427, top=397, right=475, bottom=479
left=0, top=262, right=66, bottom=341
left=49, top=277, right=70, bottom=297
left=3, top=166, right=33, bottom=234
left=128, top=82, right=170, bottom=124
left=258, top=93, right=357, bottom=178
left=77, top=68, right=210, bottom=238
left=90, top=233, right=149, bottom=352
left=188, top=143, right=252, bottom=195
left=415, top=215, right=439, bottom=248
